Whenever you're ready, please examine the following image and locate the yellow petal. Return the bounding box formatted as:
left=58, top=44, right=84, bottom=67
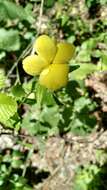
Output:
left=34, top=35, right=57, bottom=63
left=22, top=55, right=48, bottom=76
left=39, top=64, right=69, bottom=91
left=53, top=42, right=75, bottom=64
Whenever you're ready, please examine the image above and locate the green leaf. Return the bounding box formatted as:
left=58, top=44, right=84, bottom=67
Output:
left=45, top=0, right=55, bottom=7
left=0, top=0, right=34, bottom=23
left=0, top=93, right=17, bottom=124
left=22, top=104, right=60, bottom=136
left=73, top=164, right=100, bottom=190
left=76, top=50, right=91, bottom=62
left=36, top=84, right=46, bottom=106
left=36, top=83, right=55, bottom=106
left=76, top=38, right=97, bottom=62
left=0, top=52, right=6, bottom=60
left=69, top=114, right=96, bottom=135
left=81, top=38, right=97, bottom=50
left=41, top=106, right=60, bottom=128
left=73, top=97, right=96, bottom=112
left=0, top=29, right=20, bottom=51
left=11, top=160, right=23, bottom=169
left=68, top=97, right=97, bottom=135
left=85, top=0, right=98, bottom=8
left=61, top=14, right=69, bottom=26
left=12, top=83, right=26, bottom=99
left=100, top=0, right=107, bottom=5
left=70, top=64, right=80, bottom=72
left=73, top=180, right=87, bottom=190
left=70, top=63, right=97, bottom=80
left=0, top=3, right=8, bottom=22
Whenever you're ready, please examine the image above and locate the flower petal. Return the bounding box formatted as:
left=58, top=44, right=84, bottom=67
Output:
left=22, top=55, right=49, bottom=76
left=39, top=64, right=69, bottom=91
left=53, top=42, right=75, bottom=64
left=34, top=35, right=57, bottom=63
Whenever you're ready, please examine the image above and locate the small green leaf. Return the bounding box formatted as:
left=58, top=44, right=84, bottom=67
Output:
left=81, top=38, right=97, bottom=50
left=0, top=52, right=6, bottom=60
left=70, top=63, right=97, bottom=80
left=77, top=50, right=91, bottom=62
left=36, top=83, right=55, bottom=106
left=70, top=64, right=80, bottom=72
left=12, top=84, right=26, bottom=99
left=45, top=0, right=55, bottom=7
left=61, top=14, right=69, bottom=26
left=0, top=0, right=34, bottom=23
left=11, top=160, right=23, bottom=168
left=0, top=93, right=17, bottom=124
left=41, top=106, right=60, bottom=128
left=0, top=29, right=20, bottom=51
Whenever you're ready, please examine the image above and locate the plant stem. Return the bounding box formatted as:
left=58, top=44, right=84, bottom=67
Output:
left=37, top=0, right=44, bottom=35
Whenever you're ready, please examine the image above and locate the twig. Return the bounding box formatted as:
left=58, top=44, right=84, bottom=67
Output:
left=7, top=42, right=33, bottom=78
left=0, top=128, right=104, bottom=145
left=64, top=129, right=104, bottom=145
left=22, top=146, right=34, bottom=177
left=44, top=165, right=61, bottom=184
left=37, top=0, right=44, bottom=35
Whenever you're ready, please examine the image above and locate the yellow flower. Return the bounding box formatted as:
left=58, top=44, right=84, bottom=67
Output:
left=22, top=35, right=75, bottom=91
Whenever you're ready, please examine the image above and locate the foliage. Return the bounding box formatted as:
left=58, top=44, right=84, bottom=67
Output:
left=0, top=149, right=42, bottom=189
left=85, top=0, right=107, bottom=7
left=73, top=161, right=107, bottom=190
left=0, top=0, right=34, bottom=23
left=0, top=29, right=20, bottom=51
